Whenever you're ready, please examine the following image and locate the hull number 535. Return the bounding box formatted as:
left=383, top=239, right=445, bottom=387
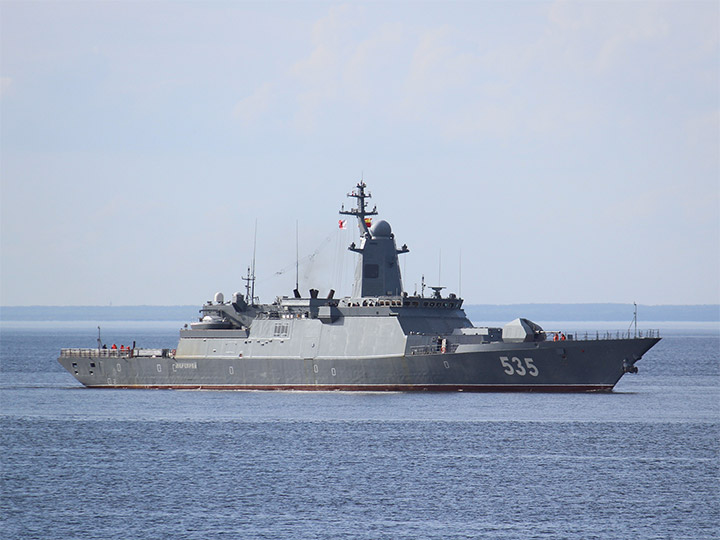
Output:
left=500, top=356, right=539, bottom=377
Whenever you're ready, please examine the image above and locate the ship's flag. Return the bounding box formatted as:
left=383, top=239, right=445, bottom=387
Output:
left=338, top=219, right=347, bottom=229
left=364, top=217, right=372, bottom=228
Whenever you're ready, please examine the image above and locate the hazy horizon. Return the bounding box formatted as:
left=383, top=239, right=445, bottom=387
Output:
left=2, top=1, right=718, bottom=306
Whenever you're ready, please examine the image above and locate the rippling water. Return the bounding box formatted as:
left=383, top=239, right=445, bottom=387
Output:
left=1, top=321, right=718, bottom=539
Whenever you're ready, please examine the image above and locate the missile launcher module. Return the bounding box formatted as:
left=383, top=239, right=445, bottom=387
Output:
left=59, top=181, right=660, bottom=391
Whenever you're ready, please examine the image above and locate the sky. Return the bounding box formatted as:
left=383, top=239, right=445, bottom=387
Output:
left=1, top=0, right=718, bottom=307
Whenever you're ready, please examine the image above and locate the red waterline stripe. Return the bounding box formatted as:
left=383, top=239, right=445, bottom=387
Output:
left=86, top=384, right=615, bottom=393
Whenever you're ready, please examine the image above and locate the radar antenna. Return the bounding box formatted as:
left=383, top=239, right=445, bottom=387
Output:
left=242, top=266, right=255, bottom=306
left=339, top=180, right=378, bottom=236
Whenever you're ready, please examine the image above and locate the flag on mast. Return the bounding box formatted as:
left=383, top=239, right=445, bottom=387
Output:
left=338, top=219, right=347, bottom=229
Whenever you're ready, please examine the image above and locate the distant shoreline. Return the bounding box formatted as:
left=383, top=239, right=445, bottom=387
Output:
left=464, top=304, right=720, bottom=323
left=1, top=304, right=718, bottom=322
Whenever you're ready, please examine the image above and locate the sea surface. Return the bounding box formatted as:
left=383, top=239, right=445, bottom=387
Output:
left=1, top=320, right=718, bottom=540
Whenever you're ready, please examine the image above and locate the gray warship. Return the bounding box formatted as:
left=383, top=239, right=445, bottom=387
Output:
left=59, top=181, right=660, bottom=391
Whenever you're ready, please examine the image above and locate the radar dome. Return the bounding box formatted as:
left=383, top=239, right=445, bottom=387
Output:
left=370, top=219, right=392, bottom=238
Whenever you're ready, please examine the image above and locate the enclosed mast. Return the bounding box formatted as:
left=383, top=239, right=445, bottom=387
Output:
left=340, top=181, right=409, bottom=298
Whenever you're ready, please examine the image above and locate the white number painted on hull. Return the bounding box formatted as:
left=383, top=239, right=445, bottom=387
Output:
left=500, top=356, right=539, bottom=377
left=526, top=358, right=539, bottom=376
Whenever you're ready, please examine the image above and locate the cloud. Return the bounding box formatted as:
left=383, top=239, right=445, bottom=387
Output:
left=230, top=0, right=716, bottom=147
left=342, top=22, right=405, bottom=105
left=546, top=0, right=670, bottom=72
left=233, top=81, right=277, bottom=125
left=288, top=5, right=415, bottom=132
left=400, top=25, right=477, bottom=113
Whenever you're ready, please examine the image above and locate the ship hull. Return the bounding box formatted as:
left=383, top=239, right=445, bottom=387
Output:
left=58, top=337, right=660, bottom=392
left=56, top=181, right=663, bottom=393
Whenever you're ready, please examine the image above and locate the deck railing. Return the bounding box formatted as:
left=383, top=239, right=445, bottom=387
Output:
left=407, top=329, right=660, bottom=355
left=564, top=329, right=661, bottom=341
left=60, top=348, right=171, bottom=358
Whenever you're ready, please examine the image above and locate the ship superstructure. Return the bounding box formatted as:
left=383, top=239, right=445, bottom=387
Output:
left=59, top=181, right=660, bottom=391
